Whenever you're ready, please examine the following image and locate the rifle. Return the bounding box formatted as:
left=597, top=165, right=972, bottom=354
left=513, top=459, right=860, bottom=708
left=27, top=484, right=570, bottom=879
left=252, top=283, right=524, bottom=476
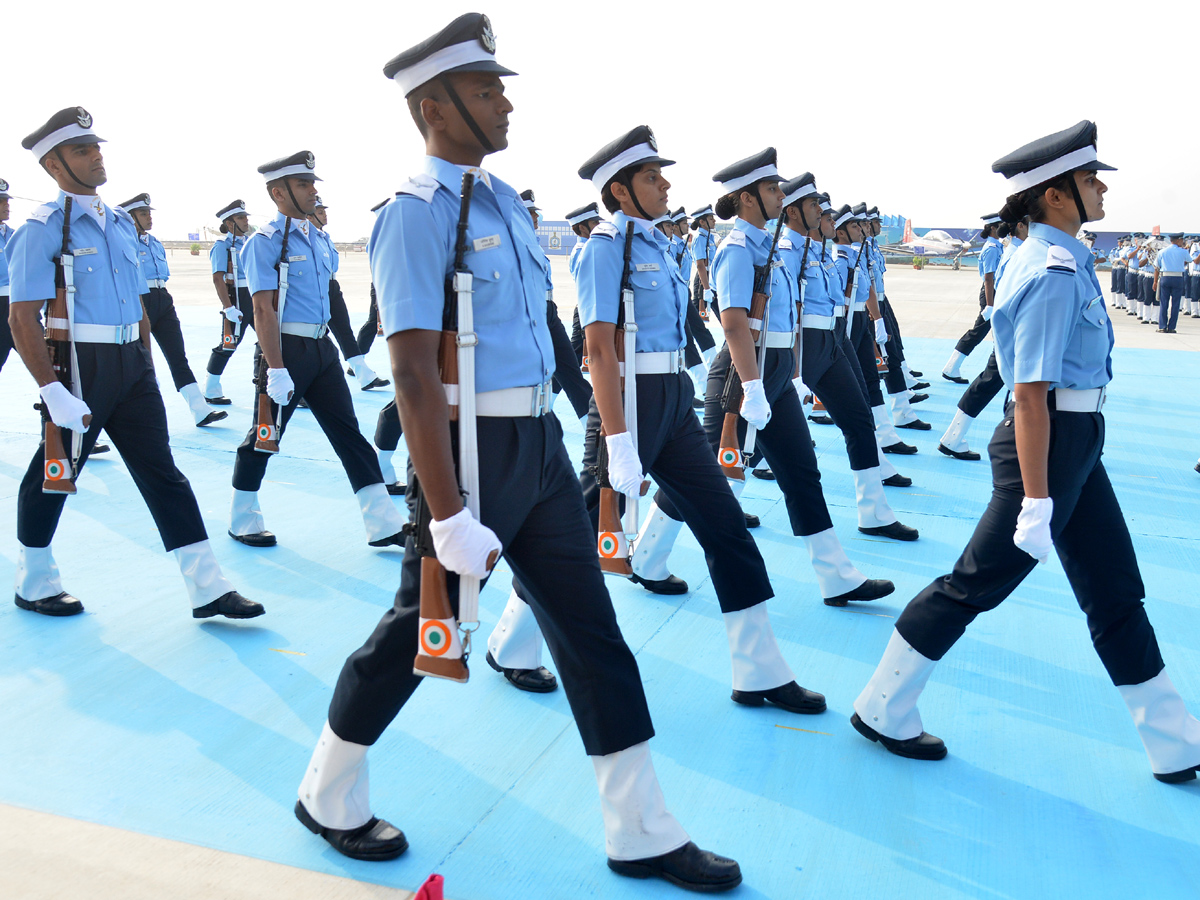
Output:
left=41, top=197, right=86, bottom=493
left=594, top=221, right=647, bottom=575
left=414, top=172, right=497, bottom=682
left=697, top=231, right=711, bottom=320
left=742, top=214, right=786, bottom=457
left=409, top=474, right=467, bottom=682
left=254, top=217, right=292, bottom=453
left=221, top=230, right=242, bottom=350
left=794, top=233, right=811, bottom=379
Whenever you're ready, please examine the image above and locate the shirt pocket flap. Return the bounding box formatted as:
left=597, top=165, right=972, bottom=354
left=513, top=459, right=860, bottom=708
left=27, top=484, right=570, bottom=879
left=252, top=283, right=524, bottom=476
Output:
left=630, top=269, right=666, bottom=290
left=1081, top=302, right=1108, bottom=326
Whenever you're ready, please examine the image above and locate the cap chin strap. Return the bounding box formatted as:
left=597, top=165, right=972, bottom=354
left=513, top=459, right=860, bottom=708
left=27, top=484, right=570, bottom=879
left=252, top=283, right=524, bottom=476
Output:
left=796, top=202, right=813, bottom=234
left=617, top=170, right=652, bottom=221
left=283, top=179, right=309, bottom=221
left=53, top=147, right=92, bottom=192
left=438, top=74, right=495, bottom=154
left=751, top=182, right=769, bottom=223
left=1065, top=174, right=1091, bottom=224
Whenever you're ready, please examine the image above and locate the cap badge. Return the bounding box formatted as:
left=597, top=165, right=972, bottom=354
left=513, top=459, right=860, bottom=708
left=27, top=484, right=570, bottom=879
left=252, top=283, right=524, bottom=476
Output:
left=479, top=15, right=496, bottom=53
left=305, top=152, right=316, bottom=169
left=646, top=128, right=658, bottom=152
left=76, top=108, right=92, bottom=129
left=0, top=179, right=8, bottom=192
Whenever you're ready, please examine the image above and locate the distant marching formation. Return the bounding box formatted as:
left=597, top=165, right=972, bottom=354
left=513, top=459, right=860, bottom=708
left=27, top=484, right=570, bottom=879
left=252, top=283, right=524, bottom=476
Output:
left=2, top=10, right=1199, bottom=896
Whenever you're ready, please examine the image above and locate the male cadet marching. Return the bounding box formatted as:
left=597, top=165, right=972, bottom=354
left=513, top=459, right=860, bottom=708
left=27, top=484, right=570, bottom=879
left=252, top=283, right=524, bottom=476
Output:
left=305, top=197, right=390, bottom=391
left=1154, top=232, right=1189, bottom=333
left=203, top=199, right=254, bottom=404
left=117, top=192, right=228, bottom=427
left=295, top=17, right=741, bottom=892
left=942, top=213, right=1004, bottom=383
left=0, top=178, right=13, bottom=372
left=227, top=152, right=407, bottom=550
left=7, top=107, right=261, bottom=620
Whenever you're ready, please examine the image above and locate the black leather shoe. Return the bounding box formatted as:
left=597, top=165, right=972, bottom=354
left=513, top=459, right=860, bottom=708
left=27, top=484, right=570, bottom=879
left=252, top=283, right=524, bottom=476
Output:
left=295, top=800, right=408, bottom=861
left=851, top=712, right=947, bottom=760
left=630, top=572, right=689, bottom=595
left=346, top=365, right=355, bottom=376
left=193, top=591, right=264, bottom=619
left=228, top=530, right=277, bottom=547
left=908, top=369, right=923, bottom=377
left=744, top=513, right=760, bottom=529
left=882, top=473, right=912, bottom=487
left=385, top=482, right=407, bottom=496
left=1156, top=327, right=1167, bottom=333
left=941, top=373, right=968, bottom=384
left=1166, top=328, right=1177, bottom=334
left=1153, top=764, right=1200, bottom=784
left=908, top=392, right=929, bottom=404
left=938, top=443, right=981, bottom=461
left=911, top=381, right=931, bottom=390
left=1194, top=463, right=1200, bottom=475
left=825, top=578, right=895, bottom=607
left=91, top=442, right=111, bottom=454
left=14, top=591, right=83, bottom=616
left=859, top=521, right=919, bottom=541
left=881, top=441, right=917, bottom=455
left=368, top=531, right=406, bottom=548
left=808, top=414, right=835, bottom=425
left=205, top=395, right=232, bottom=406
left=608, top=841, right=742, bottom=893
left=751, top=467, right=776, bottom=480
left=197, top=410, right=229, bottom=427
left=896, top=418, right=931, bottom=430
left=486, top=650, right=558, bottom=693
left=732, top=680, right=826, bottom=714
left=361, top=377, right=391, bottom=391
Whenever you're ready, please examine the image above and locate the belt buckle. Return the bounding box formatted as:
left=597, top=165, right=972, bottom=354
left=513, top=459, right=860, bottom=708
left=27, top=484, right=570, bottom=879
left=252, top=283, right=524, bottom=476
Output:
left=1097, top=387, right=1107, bottom=412
left=531, top=382, right=544, bottom=417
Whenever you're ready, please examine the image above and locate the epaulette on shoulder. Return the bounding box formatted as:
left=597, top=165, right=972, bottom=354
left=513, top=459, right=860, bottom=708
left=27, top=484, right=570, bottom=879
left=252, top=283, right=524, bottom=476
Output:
left=257, top=222, right=279, bottom=239
left=29, top=202, right=59, bottom=224
left=112, top=206, right=133, bottom=223
left=1046, top=245, right=1076, bottom=274
left=779, top=238, right=794, bottom=250
left=396, top=173, right=439, bottom=204
left=591, top=222, right=619, bottom=240
left=721, top=230, right=746, bottom=248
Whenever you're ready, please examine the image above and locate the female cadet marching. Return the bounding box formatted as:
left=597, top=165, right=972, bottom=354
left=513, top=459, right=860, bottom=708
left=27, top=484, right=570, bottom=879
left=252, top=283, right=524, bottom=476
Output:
left=489, top=127, right=826, bottom=718
left=627, top=153, right=900, bottom=609
left=852, top=121, right=1200, bottom=784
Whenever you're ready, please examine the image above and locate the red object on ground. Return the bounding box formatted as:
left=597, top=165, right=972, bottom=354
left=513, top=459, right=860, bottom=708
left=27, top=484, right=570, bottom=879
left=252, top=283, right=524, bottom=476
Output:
left=415, top=874, right=444, bottom=900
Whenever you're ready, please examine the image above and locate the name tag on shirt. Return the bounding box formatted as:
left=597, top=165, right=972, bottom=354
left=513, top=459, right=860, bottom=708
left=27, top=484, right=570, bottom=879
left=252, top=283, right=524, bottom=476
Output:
left=474, top=235, right=502, bottom=252
left=635, top=263, right=660, bottom=272
left=75, top=247, right=98, bottom=256
left=288, top=255, right=307, bottom=262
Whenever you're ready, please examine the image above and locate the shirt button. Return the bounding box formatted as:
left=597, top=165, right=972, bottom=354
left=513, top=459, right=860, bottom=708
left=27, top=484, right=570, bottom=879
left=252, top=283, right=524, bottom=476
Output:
left=651, top=281, right=658, bottom=286
left=87, top=267, right=93, bottom=272
left=494, top=271, right=500, bottom=279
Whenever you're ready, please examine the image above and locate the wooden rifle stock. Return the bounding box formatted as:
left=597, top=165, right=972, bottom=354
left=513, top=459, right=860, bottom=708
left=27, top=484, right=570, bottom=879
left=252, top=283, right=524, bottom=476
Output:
left=42, top=197, right=79, bottom=494
left=718, top=365, right=745, bottom=481
left=411, top=478, right=470, bottom=682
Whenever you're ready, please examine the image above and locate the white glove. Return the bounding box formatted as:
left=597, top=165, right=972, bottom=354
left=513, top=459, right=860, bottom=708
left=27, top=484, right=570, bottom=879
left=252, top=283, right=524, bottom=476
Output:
left=703, top=288, right=715, bottom=304
left=982, top=305, right=995, bottom=322
left=740, top=378, right=772, bottom=429
left=1014, top=496, right=1054, bottom=564
left=429, top=507, right=502, bottom=578
left=606, top=430, right=645, bottom=496
left=873, top=317, right=888, bottom=344
left=266, top=367, right=295, bottom=405
left=223, top=306, right=243, bottom=323
left=39, top=381, right=91, bottom=432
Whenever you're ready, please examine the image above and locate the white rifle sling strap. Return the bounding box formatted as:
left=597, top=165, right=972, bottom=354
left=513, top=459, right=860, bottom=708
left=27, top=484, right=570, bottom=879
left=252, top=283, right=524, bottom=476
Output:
left=62, top=244, right=82, bottom=469
left=621, top=278, right=639, bottom=538
left=795, top=238, right=808, bottom=379
left=844, top=249, right=856, bottom=340
left=455, top=266, right=483, bottom=630
left=231, top=234, right=242, bottom=340
left=274, top=221, right=292, bottom=434
left=743, top=264, right=772, bottom=457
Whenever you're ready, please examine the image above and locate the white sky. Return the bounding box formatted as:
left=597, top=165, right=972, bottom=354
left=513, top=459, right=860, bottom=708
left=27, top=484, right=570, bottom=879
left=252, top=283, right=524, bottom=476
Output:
left=4, top=0, right=1196, bottom=241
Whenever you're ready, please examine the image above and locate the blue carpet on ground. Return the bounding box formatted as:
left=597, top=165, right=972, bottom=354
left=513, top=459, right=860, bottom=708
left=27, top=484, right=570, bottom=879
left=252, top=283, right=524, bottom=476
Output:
left=1, top=313, right=1198, bottom=899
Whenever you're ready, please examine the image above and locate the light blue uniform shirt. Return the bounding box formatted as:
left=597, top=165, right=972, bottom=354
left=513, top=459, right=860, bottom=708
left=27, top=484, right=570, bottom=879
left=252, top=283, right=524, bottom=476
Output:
left=689, top=228, right=716, bottom=269
left=7, top=191, right=144, bottom=327
left=834, top=243, right=871, bottom=308
left=312, top=227, right=340, bottom=276
left=241, top=214, right=333, bottom=325
left=992, top=222, right=1112, bottom=391
left=577, top=210, right=687, bottom=353
left=136, top=232, right=170, bottom=285
left=778, top=227, right=831, bottom=316
left=210, top=234, right=248, bottom=286
left=568, top=235, right=587, bottom=279
left=1124, top=245, right=1140, bottom=272
left=713, top=218, right=797, bottom=334
left=1155, top=244, right=1189, bottom=273
left=978, top=236, right=1002, bottom=277
left=671, top=236, right=693, bottom=284
left=996, top=236, right=1022, bottom=284
left=369, top=155, right=554, bottom=392
left=0, top=222, right=14, bottom=290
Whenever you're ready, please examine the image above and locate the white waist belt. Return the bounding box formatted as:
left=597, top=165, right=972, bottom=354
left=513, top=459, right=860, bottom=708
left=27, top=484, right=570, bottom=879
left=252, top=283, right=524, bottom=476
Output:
left=71, top=322, right=141, bottom=344
left=1055, top=387, right=1106, bottom=413
left=145, top=279, right=167, bottom=289
left=475, top=382, right=554, bottom=417
left=627, top=350, right=686, bottom=375
left=0, top=286, right=10, bottom=297
left=802, top=313, right=836, bottom=330
left=851, top=300, right=867, bottom=312
left=1160, top=271, right=1185, bottom=277
left=833, top=306, right=846, bottom=317
left=765, top=331, right=795, bottom=348
left=280, top=322, right=329, bottom=339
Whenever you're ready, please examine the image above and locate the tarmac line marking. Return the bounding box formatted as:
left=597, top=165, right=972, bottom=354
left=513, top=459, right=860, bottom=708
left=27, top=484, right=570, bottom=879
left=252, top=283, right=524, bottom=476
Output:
left=269, top=648, right=307, bottom=656
left=775, top=724, right=833, bottom=737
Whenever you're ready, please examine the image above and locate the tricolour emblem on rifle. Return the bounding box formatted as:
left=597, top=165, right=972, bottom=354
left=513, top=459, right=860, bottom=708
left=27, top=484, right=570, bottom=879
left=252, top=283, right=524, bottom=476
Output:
left=598, top=529, right=628, bottom=559
left=719, top=446, right=742, bottom=469
left=44, top=458, right=70, bottom=481
left=257, top=423, right=277, bottom=442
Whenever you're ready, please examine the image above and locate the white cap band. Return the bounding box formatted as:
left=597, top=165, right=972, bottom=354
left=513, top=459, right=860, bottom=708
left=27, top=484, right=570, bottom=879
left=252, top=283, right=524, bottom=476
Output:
left=567, top=210, right=600, bottom=226
left=221, top=206, right=248, bottom=219
left=262, top=164, right=318, bottom=182
left=121, top=200, right=150, bottom=212
left=1003, top=146, right=1098, bottom=193
left=835, top=210, right=856, bottom=228
left=391, top=40, right=496, bottom=96
left=31, top=123, right=101, bottom=161
left=782, top=182, right=818, bottom=209
left=718, top=163, right=778, bottom=195
left=591, top=142, right=660, bottom=192
left=981, top=215, right=1002, bottom=225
